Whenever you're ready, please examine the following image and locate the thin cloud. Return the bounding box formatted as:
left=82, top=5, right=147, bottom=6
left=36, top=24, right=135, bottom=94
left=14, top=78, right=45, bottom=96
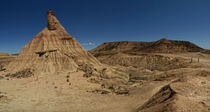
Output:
left=81, top=42, right=95, bottom=46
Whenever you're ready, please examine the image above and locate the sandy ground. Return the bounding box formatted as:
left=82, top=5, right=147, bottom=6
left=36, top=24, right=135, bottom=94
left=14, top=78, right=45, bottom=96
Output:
left=0, top=71, right=165, bottom=112
left=0, top=53, right=210, bottom=112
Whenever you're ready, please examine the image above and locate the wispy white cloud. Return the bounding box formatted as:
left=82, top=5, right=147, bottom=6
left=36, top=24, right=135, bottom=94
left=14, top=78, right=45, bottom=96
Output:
left=81, top=42, right=95, bottom=46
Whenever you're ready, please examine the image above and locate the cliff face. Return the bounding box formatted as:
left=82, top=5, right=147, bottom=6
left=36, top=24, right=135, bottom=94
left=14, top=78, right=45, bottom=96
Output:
left=7, top=11, right=101, bottom=73
left=90, top=38, right=204, bottom=57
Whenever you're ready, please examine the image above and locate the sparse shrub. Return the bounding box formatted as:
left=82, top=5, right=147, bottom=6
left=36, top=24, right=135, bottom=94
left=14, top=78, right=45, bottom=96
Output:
left=5, top=68, right=34, bottom=79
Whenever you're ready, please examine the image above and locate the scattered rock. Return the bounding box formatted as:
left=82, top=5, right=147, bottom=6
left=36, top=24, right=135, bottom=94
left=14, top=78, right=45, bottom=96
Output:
left=114, top=86, right=129, bottom=95
left=83, top=73, right=92, bottom=78
left=89, top=89, right=111, bottom=95
left=101, top=83, right=129, bottom=95
left=5, top=68, right=34, bottom=79
left=88, top=77, right=101, bottom=84
left=0, top=64, right=6, bottom=71
left=197, top=70, right=210, bottom=77
left=0, top=92, right=8, bottom=102
left=0, top=75, right=4, bottom=79
left=78, top=64, right=95, bottom=78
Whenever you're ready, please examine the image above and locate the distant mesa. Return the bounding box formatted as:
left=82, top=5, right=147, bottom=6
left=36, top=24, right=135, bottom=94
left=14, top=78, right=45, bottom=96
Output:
left=0, top=53, right=10, bottom=56
left=0, top=53, right=16, bottom=70
left=0, top=53, right=18, bottom=56
left=90, top=38, right=204, bottom=56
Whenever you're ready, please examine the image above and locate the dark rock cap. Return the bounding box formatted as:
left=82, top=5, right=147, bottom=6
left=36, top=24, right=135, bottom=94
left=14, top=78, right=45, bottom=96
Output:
left=47, top=10, right=57, bottom=30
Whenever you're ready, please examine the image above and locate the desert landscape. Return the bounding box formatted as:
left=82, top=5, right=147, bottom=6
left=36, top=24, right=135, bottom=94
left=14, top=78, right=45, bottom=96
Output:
left=0, top=10, right=210, bottom=112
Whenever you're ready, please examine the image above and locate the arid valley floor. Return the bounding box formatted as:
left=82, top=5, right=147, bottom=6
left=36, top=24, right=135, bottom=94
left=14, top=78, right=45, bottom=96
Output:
left=0, top=11, right=210, bottom=112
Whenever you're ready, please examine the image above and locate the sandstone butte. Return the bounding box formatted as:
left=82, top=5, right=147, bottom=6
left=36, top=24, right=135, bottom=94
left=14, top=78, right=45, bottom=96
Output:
left=7, top=11, right=101, bottom=74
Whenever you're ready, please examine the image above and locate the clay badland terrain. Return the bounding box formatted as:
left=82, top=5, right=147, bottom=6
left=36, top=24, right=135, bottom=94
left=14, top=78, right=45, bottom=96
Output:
left=0, top=11, right=210, bottom=112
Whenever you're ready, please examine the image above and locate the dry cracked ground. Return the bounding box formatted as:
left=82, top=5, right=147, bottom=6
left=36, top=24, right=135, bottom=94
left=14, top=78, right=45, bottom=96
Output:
left=0, top=53, right=210, bottom=112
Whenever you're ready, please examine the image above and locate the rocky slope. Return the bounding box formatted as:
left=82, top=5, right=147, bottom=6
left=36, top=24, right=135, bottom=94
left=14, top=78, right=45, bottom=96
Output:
left=136, top=71, right=210, bottom=112
left=97, top=53, right=190, bottom=71
left=90, top=38, right=204, bottom=70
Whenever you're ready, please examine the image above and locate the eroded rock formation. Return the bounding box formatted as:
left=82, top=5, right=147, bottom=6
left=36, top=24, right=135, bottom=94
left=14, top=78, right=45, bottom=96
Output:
left=7, top=11, right=101, bottom=73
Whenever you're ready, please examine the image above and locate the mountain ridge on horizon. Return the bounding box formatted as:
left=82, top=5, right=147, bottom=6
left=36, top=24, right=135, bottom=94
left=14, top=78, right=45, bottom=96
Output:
left=90, top=38, right=207, bottom=56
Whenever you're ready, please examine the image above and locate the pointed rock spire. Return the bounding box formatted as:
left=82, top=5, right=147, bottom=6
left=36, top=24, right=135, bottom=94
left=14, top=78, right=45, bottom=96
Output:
left=7, top=11, right=101, bottom=73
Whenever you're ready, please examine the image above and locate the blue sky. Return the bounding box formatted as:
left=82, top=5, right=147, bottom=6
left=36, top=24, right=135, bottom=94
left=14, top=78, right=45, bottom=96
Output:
left=0, top=0, right=210, bottom=54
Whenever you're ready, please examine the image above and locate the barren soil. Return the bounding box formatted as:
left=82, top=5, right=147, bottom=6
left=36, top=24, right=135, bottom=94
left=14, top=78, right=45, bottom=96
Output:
left=0, top=53, right=210, bottom=112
